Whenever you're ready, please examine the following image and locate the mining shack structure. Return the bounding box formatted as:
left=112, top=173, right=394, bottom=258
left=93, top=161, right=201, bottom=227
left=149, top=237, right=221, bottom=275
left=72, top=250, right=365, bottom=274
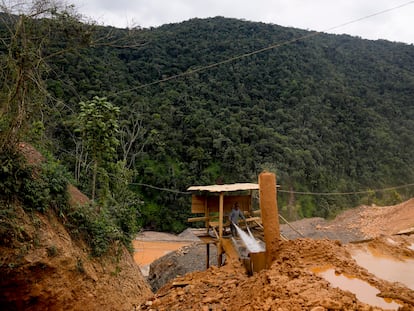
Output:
left=187, top=183, right=264, bottom=269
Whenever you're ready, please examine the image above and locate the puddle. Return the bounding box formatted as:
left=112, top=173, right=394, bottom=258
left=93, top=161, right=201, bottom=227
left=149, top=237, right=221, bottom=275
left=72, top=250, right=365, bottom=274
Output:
left=311, top=266, right=401, bottom=310
left=351, top=249, right=414, bottom=290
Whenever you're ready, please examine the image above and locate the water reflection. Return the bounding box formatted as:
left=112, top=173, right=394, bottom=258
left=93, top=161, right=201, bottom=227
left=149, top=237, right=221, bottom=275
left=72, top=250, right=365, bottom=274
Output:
left=311, top=266, right=401, bottom=310
left=351, top=249, right=414, bottom=290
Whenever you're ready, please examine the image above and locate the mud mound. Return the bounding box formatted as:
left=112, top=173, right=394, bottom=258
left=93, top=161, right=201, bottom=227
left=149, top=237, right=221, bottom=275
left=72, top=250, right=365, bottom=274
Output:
left=18, top=143, right=44, bottom=166
left=139, top=238, right=414, bottom=310
left=283, top=198, right=414, bottom=242
left=148, top=242, right=218, bottom=292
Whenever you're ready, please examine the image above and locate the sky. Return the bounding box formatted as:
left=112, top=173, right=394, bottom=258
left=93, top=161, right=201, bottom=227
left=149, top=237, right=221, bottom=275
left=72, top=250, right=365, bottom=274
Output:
left=71, top=0, right=414, bottom=45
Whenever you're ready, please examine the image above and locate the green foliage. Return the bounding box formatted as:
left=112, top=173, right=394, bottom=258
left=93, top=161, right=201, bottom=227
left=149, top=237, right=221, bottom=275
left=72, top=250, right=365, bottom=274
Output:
left=0, top=149, right=69, bottom=213
left=68, top=205, right=123, bottom=257
left=65, top=161, right=143, bottom=256
left=0, top=150, right=29, bottom=197
left=76, top=96, right=120, bottom=201
left=14, top=17, right=414, bottom=228
left=77, top=97, right=120, bottom=163
left=0, top=1, right=94, bottom=152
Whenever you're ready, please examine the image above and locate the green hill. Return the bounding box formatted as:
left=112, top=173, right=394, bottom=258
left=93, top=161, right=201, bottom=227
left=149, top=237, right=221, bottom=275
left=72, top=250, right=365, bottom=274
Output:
left=4, top=15, right=414, bottom=229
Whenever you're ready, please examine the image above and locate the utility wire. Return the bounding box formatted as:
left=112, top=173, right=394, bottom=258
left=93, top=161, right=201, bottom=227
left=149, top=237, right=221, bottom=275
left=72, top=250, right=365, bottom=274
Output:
left=132, top=181, right=414, bottom=196
left=111, top=0, right=414, bottom=96
left=277, top=182, right=414, bottom=196
left=130, top=182, right=191, bottom=195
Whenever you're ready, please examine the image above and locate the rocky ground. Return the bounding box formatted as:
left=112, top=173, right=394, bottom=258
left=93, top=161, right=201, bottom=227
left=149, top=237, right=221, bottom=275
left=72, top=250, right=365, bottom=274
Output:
left=138, top=199, right=414, bottom=310
left=140, top=235, right=414, bottom=311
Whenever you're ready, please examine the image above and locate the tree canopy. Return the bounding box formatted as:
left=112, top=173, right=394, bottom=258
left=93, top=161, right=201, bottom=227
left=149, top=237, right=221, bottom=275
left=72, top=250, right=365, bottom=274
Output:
left=3, top=15, right=414, bottom=230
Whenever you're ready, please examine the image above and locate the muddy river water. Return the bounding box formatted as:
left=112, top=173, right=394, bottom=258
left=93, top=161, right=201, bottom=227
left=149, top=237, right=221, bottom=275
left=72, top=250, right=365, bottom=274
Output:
left=311, top=265, right=402, bottom=310
left=351, top=249, right=414, bottom=290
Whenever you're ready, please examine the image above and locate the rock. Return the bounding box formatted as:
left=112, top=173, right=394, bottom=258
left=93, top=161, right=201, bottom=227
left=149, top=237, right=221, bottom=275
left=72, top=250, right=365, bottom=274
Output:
left=320, top=298, right=342, bottom=309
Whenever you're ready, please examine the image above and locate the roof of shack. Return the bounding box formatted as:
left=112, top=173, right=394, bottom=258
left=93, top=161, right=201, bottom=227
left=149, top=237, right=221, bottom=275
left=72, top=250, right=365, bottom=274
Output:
left=187, top=183, right=259, bottom=193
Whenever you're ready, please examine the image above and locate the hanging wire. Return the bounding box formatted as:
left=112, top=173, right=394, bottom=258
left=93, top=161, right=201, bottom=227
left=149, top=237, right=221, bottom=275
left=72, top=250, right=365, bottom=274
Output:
left=110, top=0, right=414, bottom=96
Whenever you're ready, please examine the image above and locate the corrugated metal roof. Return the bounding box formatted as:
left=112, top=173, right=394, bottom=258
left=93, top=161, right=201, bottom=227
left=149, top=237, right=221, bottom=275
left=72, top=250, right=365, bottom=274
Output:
left=187, top=183, right=259, bottom=193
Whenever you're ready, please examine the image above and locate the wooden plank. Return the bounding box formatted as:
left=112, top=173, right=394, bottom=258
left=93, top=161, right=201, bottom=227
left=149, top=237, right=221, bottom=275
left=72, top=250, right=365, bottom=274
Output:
left=219, top=192, right=224, bottom=239
left=187, top=216, right=209, bottom=222
left=187, top=183, right=259, bottom=192
left=221, top=238, right=240, bottom=263
left=191, top=195, right=206, bottom=213
left=206, top=195, right=251, bottom=214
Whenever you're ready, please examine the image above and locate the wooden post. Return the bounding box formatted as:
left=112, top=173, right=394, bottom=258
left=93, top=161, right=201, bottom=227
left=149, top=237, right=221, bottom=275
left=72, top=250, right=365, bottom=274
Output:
left=217, top=242, right=223, bottom=267
left=259, top=171, right=280, bottom=268
left=204, top=197, right=209, bottom=234
left=217, top=192, right=224, bottom=267
left=206, top=243, right=210, bottom=269
left=219, top=192, right=224, bottom=239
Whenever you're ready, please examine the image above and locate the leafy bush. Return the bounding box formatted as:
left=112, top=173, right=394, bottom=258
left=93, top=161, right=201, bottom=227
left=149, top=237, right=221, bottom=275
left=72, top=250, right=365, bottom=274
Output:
left=67, top=205, right=123, bottom=256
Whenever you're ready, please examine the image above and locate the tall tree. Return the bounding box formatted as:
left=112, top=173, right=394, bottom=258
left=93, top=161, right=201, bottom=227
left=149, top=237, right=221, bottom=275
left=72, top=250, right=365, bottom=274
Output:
left=0, top=0, right=93, bottom=152
left=76, top=96, right=120, bottom=202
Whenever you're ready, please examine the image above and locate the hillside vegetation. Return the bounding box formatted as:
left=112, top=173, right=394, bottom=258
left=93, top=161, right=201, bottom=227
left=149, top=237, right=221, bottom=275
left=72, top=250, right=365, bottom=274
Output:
left=3, top=13, right=414, bottom=231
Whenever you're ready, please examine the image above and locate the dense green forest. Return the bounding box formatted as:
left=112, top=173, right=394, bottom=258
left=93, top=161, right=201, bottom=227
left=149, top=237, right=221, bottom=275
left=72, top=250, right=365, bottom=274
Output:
left=2, top=12, right=414, bottom=232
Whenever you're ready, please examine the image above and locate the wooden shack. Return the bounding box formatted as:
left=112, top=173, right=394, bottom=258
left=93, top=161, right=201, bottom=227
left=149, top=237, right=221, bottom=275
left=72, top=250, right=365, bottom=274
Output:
left=187, top=183, right=261, bottom=267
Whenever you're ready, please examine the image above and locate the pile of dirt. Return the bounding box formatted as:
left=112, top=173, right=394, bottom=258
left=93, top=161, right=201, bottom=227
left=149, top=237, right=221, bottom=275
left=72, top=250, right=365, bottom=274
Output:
left=147, top=242, right=218, bottom=292
left=281, top=199, right=414, bottom=242
left=139, top=237, right=414, bottom=310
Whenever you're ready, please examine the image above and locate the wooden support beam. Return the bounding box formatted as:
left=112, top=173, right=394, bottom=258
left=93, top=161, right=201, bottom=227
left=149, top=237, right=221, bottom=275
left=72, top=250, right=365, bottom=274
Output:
left=259, top=171, right=280, bottom=268
left=206, top=243, right=210, bottom=269
left=219, top=192, right=224, bottom=240
left=187, top=216, right=209, bottom=222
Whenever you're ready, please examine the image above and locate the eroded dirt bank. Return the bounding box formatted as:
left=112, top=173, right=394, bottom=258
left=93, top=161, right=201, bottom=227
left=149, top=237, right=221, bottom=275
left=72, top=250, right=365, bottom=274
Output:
left=0, top=200, right=152, bottom=310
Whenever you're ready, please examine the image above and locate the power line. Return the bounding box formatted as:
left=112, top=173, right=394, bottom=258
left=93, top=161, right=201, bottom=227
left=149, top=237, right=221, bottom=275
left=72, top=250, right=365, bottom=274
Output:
left=130, top=182, right=191, bottom=195
left=277, top=183, right=414, bottom=196
left=111, top=0, right=414, bottom=96
left=132, top=181, right=414, bottom=196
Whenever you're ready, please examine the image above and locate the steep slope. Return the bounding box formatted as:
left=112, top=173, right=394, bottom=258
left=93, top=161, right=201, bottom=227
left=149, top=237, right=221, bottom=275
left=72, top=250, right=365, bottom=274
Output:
left=0, top=204, right=152, bottom=310
left=0, top=145, right=152, bottom=310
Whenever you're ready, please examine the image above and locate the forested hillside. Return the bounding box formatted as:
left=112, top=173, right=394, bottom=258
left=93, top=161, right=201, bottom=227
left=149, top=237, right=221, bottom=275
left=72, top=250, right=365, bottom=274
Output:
left=10, top=16, right=414, bottom=230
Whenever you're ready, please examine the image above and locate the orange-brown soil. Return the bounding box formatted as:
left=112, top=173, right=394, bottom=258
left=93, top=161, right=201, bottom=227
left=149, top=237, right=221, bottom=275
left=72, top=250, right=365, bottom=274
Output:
left=139, top=236, right=414, bottom=311
left=281, top=199, right=414, bottom=242
left=0, top=144, right=152, bottom=310
left=139, top=200, right=414, bottom=310
left=0, top=198, right=152, bottom=310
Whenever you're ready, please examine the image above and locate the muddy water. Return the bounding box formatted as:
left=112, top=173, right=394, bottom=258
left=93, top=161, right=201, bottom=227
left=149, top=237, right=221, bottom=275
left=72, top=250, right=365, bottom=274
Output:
left=132, top=241, right=192, bottom=266
left=351, top=249, right=414, bottom=290
left=311, top=266, right=402, bottom=310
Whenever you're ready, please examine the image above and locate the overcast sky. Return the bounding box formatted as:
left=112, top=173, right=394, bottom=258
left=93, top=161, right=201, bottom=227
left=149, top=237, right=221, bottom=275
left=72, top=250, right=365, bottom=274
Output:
left=71, top=0, right=414, bottom=44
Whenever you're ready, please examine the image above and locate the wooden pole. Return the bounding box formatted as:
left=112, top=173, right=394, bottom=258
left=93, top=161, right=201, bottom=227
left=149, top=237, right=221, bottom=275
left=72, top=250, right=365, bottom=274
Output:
left=219, top=192, right=224, bottom=239
left=206, top=243, right=210, bottom=269
left=217, top=192, right=224, bottom=267
left=259, top=171, right=280, bottom=267
left=204, top=198, right=209, bottom=234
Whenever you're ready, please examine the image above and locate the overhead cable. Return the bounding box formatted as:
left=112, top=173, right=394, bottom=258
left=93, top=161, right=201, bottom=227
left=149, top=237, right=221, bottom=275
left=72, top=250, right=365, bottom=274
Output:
left=277, top=182, right=414, bottom=196
left=111, top=0, right=414, bottom=96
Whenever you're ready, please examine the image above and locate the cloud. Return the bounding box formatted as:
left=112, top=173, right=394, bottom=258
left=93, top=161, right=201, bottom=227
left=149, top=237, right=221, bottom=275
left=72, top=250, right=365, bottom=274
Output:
left=71, top=0, right=414, bottom=43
